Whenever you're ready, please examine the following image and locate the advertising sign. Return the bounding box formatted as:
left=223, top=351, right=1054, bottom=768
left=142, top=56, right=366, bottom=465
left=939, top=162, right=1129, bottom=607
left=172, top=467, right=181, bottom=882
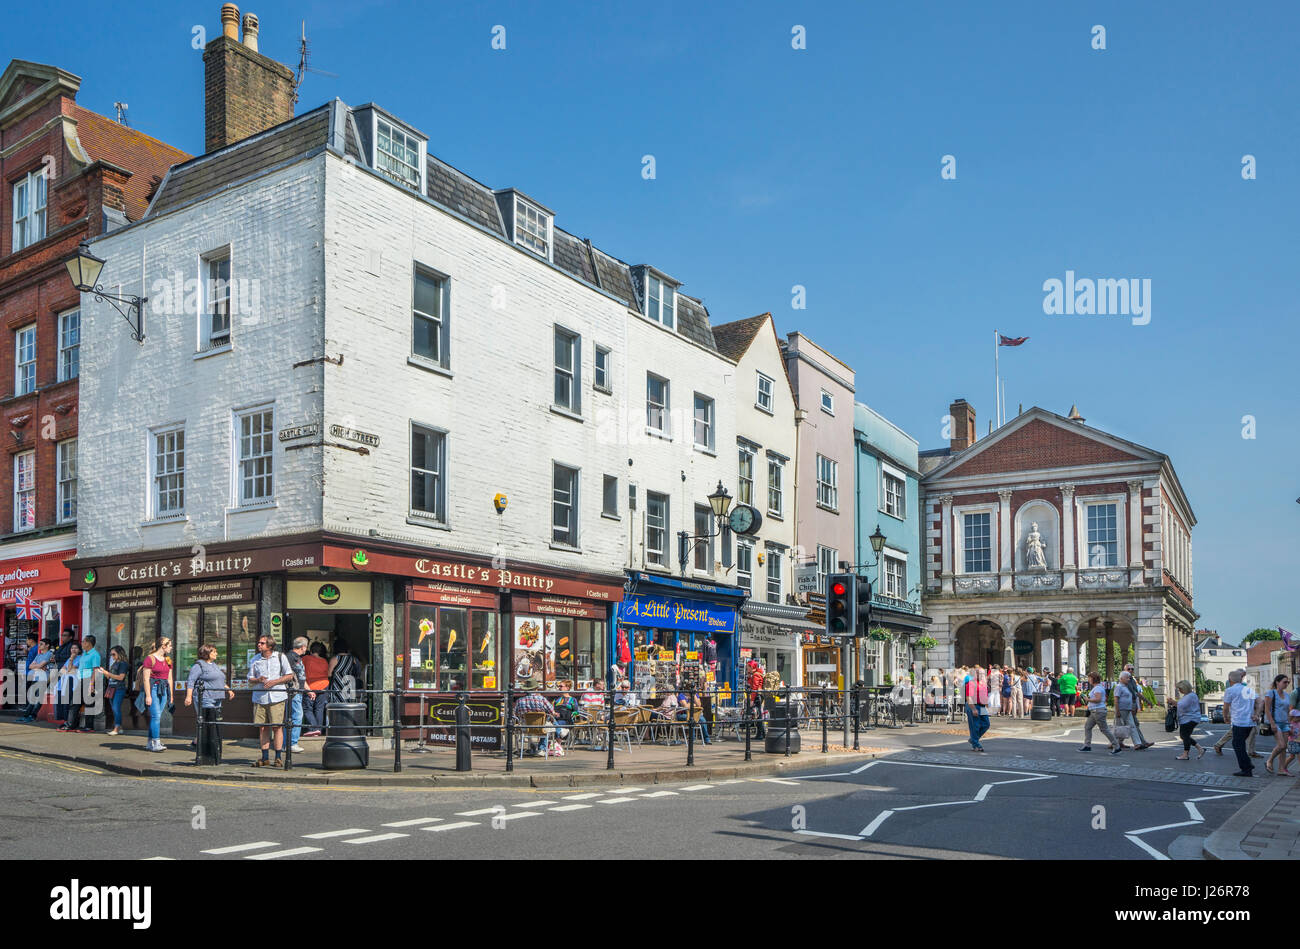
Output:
left=617, top=594, right=737, bottom=634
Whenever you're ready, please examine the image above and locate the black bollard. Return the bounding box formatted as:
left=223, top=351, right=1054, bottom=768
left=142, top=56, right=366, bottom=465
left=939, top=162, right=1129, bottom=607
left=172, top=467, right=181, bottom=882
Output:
left=393, top=682, right=403, bottom=774
left=455, top=691, right=471, bottom=772
left=743, top=682, right=752, bottom=762
left=784, top=684, right=792, bottom=757
left=852, top=686, right=860, bottom=751
left=606, top=683, right=615, bottom=771
left=821, top=689, right=828, bottom=754
left=505, top=685, right=514, bottom=773
left=686, top=687, right=695, bottom=767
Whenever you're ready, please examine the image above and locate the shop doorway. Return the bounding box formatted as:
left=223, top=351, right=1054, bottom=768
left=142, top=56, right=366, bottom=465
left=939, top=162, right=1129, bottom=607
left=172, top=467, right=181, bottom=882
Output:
left=283, top=612, right=372, bottom=712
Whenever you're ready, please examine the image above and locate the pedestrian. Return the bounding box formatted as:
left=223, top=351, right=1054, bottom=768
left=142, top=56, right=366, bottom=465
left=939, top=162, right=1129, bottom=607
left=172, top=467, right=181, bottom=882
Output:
left=1047, top=670, right=1061, bottom=717
left=301, top=641, right=329, bottom=737
left=51, top=628, right=75, bottom=723
left=989, top=666, right=1003, bottom=716
left=285, top=637, right=311, bottom=754
left=1168, top=680, right=1205, bottom=760
left=248, top=634, right=293, bottom=767
left=1120, top=664, right=1154, bottom=749
left=1114, top=670, right=1152, bottom=750
left=103, top=646, right=131, bottom=735
left=1079, top=672, right=1122, bottom=754
left=184, top=644, right=234, bottom=763
left=1222, top=669, right=1258, bottom=777
left=747, top=659, right=766, bottom=739
left=512, top=690, right=561, bottom=756
left=1213, top=689, right=1261, bottom=758
left=326, top=638, right=360, bottom=704
left=963, top=666, right=990, bottom=751
left=63, top=635, right=101, bottom=732
left=1263, top=674, right=1293, bottom=776
left=1009, top=669, right=1024, bottom=719
left=16, top=638, right=52, bottom=722
left=55, top=642, right=83, bottom=731
left=137, top=637, right=174, bottom=752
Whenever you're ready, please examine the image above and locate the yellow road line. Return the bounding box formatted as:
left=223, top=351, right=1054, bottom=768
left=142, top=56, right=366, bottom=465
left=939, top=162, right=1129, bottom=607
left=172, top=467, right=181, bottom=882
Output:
left=0, top=749, right=104, bottom=774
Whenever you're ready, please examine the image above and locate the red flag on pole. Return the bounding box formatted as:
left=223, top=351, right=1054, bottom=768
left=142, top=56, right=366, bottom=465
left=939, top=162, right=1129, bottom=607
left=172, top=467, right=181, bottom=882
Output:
left=998, top=335, right=1029, bottom=347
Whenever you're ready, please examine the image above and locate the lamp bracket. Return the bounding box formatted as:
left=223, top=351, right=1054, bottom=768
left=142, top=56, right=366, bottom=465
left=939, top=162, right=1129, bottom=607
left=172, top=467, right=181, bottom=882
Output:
left=90, top=284, right=146, bottom=343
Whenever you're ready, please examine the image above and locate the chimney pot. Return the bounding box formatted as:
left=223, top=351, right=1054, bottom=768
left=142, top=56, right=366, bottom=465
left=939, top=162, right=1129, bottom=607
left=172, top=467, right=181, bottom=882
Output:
left=949, top=398, right=977, bottom=453
left=221, top=3, right=240, bottom=40
left=242, top=13, right=260, bottom=51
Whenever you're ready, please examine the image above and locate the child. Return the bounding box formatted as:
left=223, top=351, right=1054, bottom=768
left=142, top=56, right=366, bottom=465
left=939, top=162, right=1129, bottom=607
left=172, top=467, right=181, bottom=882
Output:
left=1285, top=707, right=1300, bottom=774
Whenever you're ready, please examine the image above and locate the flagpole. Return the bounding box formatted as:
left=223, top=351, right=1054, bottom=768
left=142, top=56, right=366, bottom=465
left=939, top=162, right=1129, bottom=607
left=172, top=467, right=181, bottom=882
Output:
left=994, top=330, right=1000, bottom=428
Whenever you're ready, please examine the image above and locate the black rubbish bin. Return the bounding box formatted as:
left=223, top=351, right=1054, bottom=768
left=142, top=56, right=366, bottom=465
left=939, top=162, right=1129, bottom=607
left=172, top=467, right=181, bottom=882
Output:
left=1030, top=691, right=1053, bottom=721
left=323, top=702, right=369, bottom=769
left=762, top=695, right=801, bottom=754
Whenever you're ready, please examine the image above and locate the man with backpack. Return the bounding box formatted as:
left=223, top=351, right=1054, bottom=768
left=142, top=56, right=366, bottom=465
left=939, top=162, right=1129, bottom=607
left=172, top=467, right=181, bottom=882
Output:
left=248, top=635, right=294, bottom=768
left=964, top=667, right=991, bottom=751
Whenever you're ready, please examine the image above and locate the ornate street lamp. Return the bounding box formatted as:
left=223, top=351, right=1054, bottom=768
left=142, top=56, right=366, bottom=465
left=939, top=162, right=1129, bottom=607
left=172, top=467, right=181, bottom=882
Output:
left=66, top=241, right=147, bottom=342
left=707, top=481, right=733, bottom=520
left=869, top=524, right=887, bottom=557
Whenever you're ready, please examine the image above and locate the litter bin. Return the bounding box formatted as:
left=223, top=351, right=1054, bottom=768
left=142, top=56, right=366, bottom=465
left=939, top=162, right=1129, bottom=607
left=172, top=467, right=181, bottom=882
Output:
left=323, top=702, right=369, bottom=769
left=1030, top=691, right=1053, bottom=721
left=762, top=694, right=801, bottom=754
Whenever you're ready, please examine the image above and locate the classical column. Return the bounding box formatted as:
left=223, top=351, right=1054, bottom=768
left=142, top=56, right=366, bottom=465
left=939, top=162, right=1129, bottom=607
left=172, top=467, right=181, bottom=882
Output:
left=998, top=489, right=1014, bottom=592
left=1127, top=479, right=1145, bottom=586
left=1032, top=618, right=1042, bottom=669
left=1050, top=622, right=1063, bottom=671
left=1067, top=629, right=1079, bottom=673
left=1103, top=620, right=1116, bottom=678
left=940, top=496, right=955, bottom=593
left=1060, top=484, right=1077, bottom=589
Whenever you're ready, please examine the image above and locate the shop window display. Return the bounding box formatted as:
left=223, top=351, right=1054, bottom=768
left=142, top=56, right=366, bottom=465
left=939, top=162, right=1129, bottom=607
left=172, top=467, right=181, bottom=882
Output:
left=512, top=615, right=605, bottom=691
left=409, top=604, right=499, bottom=691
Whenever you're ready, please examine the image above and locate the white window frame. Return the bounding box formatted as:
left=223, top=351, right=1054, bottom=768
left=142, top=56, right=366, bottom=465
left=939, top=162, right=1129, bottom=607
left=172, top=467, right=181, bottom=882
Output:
left=374, top=116, right=425, bottom=191
left=552, top=463, right=580, bottom=548
left=150, top=424, right=186, bottom=519
left=952, top=502, right=998, bottom=574
left=58, top=309, right=80, bottom=382
left=693, top=505, right=715, bottom=573
left=602, top=474, right=619, bottom=518
left=514, top=196, right=551, bottom=259
left=594, top=346, right=611, bottom=392
left=692, top=393, right=714, bottom=451
left=882, top=548, right=907, bottom=600
left=12, top=169, right=47, bottom=252
left=820, top=388, right=834, bottom=415
left=767, top=456, right=784, bottom=517
left=756, top=372, right=774, bottom=413
left=410, top=423, right=447, bottom=524
left=1076, top=493, right=1127, bottom=569
left=14, top=324, right=36, bottom=395
left=645, top=274, right=675, bottom=329
left=56, top=438, right=76, bottom=524
left=412, top=266, right=450, bottom=369
left=13, top=450, right=35, bottom=532
left=766, top=548, right=783, bottom=604
left=646, top=373, right=669, bottom=435
left=736, top=539, right=754, bottom=593
left=233, top=405, right=275, bottom=508
left=553, top=326, right=581, bottom=414
left=880, top=462, right=906, bottom=520
left=645, top=492, right=669, bottom=567
left=816, top=545, right=837, bottom=594
left=738, top=444, right=755, bottom=506
left=201, top=247, right=232, bottom=352
left=815, top=454, right=838, bottom=510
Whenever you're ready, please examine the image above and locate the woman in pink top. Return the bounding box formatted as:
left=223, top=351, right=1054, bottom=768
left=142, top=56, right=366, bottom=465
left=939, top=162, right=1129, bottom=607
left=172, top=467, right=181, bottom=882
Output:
left=140, top=638, right=174, bottom=753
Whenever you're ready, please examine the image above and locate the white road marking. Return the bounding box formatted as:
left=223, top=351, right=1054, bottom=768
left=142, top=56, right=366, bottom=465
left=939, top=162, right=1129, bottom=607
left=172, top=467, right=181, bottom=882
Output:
left=381, top=818, right=443, bottom=827
left=597, top=796, right=636, bottom=805
left=760, top=778, right=801, bottom=785
left=678, top=784, right=714, bottom=791
left=1184, top=801, right=1203, bottom=822
left=851, top=761, right=880, bottom=774
left=1190, top=789, right=1248, bottom=801
left=715, top=779, right=745, bottom=785
left=562, top=793, right=602, bottom=800
left=344, top=832, right=410, bottom=844
left=860, top=811, right=894, bottom=837
left=303, top=828, right=371, bottom=839
left=640, top=791, right=678, bottom=797
left=246, top=847, right=323, bottom=860
left=515, top=801, right=556, bottom=807
left=895, top=799, right=976, bottom=813
left=1125, top=835, right=1169, bottom=861
left=494, top=811, right=541, bottom=822
left=1125, top=819, right=1202, bottom=836
left=201, top=841, right=279, bottom=855
left=795, top=829, right=864, bottom=841
left=456, top=808, right=503, bottom=816
left=605, top=787, right=644, bottom=794
left=424, top=821, right=480, bottom=832
left=548, top=804, right=593, bottom=812
left=143, top=857, right=175, bottom=860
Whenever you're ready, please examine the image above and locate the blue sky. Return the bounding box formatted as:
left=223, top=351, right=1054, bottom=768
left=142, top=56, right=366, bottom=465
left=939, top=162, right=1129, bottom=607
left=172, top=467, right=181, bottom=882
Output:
left=11, top=0, right=1296, bottom=643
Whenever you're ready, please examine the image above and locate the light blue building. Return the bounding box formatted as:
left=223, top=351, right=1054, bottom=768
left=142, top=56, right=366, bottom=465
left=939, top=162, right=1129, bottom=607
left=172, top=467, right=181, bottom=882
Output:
left=853, top=403, right=932, bottom=686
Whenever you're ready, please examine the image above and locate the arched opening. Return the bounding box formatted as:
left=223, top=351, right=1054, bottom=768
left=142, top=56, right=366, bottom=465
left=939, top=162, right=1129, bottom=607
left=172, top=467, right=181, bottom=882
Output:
left=1076, top=616, right=1137, bottom=679
left=954, top=620, right=1007, bottom=668
left=1011, top=617, right=1069, bottom=672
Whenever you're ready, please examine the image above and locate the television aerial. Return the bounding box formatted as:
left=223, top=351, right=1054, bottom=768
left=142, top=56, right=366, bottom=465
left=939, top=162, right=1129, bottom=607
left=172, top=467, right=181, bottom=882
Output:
left=293, top=21, right=338, bottom=106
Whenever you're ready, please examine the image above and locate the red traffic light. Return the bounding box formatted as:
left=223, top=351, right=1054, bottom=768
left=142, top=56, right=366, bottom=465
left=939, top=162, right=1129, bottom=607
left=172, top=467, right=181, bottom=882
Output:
left=831, top=581, right=847, bottom=596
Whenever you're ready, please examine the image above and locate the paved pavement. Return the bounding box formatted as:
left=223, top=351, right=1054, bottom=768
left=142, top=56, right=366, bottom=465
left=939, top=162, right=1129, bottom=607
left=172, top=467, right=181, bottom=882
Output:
left=0, top=713, right=1277, bottom=861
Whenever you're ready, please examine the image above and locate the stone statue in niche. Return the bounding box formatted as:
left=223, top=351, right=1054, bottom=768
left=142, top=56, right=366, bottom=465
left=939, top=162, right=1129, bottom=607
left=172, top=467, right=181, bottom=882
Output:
left=1025, top=522, right=1048, bottom=571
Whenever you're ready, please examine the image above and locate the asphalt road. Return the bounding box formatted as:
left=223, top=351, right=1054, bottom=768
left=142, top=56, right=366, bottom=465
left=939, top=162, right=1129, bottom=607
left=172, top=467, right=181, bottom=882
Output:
left=0, top=722, right=1265, bottom=861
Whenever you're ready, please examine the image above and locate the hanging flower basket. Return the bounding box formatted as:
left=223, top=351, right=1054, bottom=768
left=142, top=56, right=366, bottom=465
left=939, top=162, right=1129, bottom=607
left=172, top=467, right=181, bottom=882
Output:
left=868, top=627, right=893, bottom=643
left=914, top=636, right=939, bottom=652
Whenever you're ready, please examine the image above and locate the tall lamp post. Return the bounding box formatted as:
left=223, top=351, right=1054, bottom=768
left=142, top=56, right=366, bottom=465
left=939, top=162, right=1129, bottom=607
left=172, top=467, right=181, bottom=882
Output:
left=66, top=241, right=147, bottom=342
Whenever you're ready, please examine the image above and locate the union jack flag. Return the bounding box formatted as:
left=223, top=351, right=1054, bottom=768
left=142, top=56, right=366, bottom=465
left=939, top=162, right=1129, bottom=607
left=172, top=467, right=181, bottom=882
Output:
left=998, top=335, right=1029, bottom=347
left=13, top=593, right=37, bottom=621
left=1282, top=627, right=1296, bottom=652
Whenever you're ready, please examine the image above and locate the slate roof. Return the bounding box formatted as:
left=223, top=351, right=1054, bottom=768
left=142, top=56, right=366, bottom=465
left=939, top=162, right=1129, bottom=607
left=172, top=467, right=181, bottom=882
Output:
left=71, top=107, right=190, bottom=220
left=144, top=98, right=724, bottom=353
left=150, top=107, right=330, bottom=215
left=711, top=313, right=770, bottom=362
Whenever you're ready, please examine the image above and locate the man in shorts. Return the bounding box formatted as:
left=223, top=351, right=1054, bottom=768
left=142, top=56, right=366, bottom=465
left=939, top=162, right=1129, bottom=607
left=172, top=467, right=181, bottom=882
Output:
left=1058, top=667, right=1078, bottom=717
left=249, top=634, right=294, bottom=767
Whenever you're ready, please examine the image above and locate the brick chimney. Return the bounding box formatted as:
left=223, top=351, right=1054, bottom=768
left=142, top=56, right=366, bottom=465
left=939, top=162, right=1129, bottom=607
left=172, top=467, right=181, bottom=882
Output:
left=203, top=4, right=296, bottom=153
left=949, top=398, right=976, bottom=452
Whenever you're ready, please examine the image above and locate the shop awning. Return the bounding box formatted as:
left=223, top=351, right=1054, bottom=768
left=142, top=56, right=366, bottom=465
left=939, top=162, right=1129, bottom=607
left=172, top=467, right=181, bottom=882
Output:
left=741, top=600, right=822, bottom=633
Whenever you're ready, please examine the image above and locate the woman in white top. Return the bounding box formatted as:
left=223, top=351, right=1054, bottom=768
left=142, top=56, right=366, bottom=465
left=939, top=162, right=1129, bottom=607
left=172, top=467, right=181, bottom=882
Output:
left=988, top=667, right=1003, bottom=716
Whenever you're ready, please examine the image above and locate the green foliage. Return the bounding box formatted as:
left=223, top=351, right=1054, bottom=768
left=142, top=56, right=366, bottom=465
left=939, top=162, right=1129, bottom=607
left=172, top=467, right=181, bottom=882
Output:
left=868, top=627, right=893, bottom=643
left=1242, top=628, right=1280, bottom=646
left=1194, top=667, right=1224, bottom=698
left=914, top=636, right=939, bottom=651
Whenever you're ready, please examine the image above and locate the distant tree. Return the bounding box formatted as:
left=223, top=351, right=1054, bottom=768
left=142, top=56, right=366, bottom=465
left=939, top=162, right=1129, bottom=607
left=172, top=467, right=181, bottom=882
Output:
left=1242, top=628, right=1281, bottom=646
left=1195, top=668, right=1224, bottom=698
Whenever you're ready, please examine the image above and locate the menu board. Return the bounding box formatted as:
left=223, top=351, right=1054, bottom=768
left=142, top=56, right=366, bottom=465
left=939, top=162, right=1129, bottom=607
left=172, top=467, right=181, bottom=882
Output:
left=513, top=616, right=548, bottom=690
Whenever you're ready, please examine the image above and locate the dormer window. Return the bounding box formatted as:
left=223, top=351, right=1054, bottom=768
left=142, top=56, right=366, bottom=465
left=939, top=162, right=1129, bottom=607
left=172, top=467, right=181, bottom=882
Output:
left=514, top=197, right=550, bottom=258
left=646, top=274, right=675, bottom=329
left=375, top=118, right=423, bottom=190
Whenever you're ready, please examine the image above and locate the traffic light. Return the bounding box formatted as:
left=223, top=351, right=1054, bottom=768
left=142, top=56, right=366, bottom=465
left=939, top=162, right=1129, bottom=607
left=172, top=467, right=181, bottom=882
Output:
left=825, top=572, right=856, bottom=637
left=856, top=576, right=873, bottom=636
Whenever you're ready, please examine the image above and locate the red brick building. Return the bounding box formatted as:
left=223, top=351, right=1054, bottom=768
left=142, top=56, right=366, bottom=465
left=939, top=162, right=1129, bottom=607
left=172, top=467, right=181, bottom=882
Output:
left=919, top=401, right=1198, bottom=704
left=0, top=60, right=186, bottom=661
